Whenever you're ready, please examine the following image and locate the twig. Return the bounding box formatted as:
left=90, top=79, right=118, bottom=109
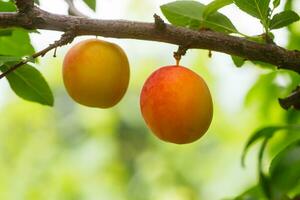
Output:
left=279, top=86, right=300, bottom=110
left=173, top=45, right=189, bottom=65
left=0, top=30, right=75, bottom=79
left=208, top=50, right=212, bottom=58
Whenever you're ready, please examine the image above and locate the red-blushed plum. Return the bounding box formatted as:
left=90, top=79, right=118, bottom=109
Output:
left=140, top=66, right=213, bottom=144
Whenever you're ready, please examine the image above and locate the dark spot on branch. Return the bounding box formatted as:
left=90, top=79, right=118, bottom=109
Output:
left=153, top=14, right=166, bottom=31
left=15, top=0, right=34, bottom=13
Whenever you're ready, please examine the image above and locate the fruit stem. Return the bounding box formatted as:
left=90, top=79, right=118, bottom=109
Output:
left=176, top=58, right=180, bottom=66
left=173, top=45, right=188, bottom=66
left=174, top=56, right=181, bottom=66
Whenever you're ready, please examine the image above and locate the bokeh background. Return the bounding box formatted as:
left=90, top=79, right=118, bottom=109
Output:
left=0, top=0, right=300, bottom=199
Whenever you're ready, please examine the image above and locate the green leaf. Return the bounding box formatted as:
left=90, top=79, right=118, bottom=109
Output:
left=233, top=0, right=271, bottom=22
left=0, top=29, right=13, bottom=37
left=241, top=125, right=296, bottom=166
left=245, top=71, right=277, bottom=110
left=161, top=1, right=238, bottom=33
left=232, top=185, right=267, bottom=200
left=270, top=10, right=300, bottom=29
left=34, top=0, right=40, bottom=5
left=205, top=13, right=238, bottom=33
left=267, top=31, right=275, bottom=40
left=258, top=138, right=272, bottom=199
left=0, top=55, right=21, bottom=66
left=231, top=55, right=245, bottom=67
left=0, top=28, right=35, bottom=56
left=242, top=125, right=300, bottom=198
left=284, top=0, right=292, bottom=11
left=1, top=64, right=54, bottom=106
left=161, top=1, right=204, bottom=28
left=83, top=0, right=96, bottom=11
left=269, top=140, right=300, bottom=194
left=242, top=125, right=300, bottom=167
left=0, top=1, right=16, bottom=12
left=273, top=0, right=280, bottom=8
left=203, top=0, right=233, bottom=18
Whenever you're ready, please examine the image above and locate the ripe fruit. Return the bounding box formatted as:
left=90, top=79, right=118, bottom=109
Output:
left=63, top=39, right=130, bottom=108
left=140, top=66, right=213, bottom=144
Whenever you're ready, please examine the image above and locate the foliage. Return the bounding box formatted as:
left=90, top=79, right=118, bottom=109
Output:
left=83, top=0, right=96, bottom=11
left=0, top=63, right=53, bottom=106
left=269, top=11, right=299, bottom=30
left=160, top=1, right=238, bottom=33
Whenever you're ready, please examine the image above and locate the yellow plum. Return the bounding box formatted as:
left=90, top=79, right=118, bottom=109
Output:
left=63, top=39, right=130, bottom=108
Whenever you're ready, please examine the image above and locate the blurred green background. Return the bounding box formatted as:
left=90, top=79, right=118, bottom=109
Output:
left=0, top=0, right=300, bottom=199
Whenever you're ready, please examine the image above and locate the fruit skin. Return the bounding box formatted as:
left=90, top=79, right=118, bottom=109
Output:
left=140, top=66, right=213, bottom=144
left=63, top=39, right=130, bottom=108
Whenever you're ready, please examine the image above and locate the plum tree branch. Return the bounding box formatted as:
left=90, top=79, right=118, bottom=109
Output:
left=0, top=5, right=300, bottom=73
left=0, top=30, right=75, bottom=79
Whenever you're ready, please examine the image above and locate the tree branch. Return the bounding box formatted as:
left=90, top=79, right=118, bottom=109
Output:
left=0, top=6, right=300, bottom=73
left=0, top=30, right=75, bottom=79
